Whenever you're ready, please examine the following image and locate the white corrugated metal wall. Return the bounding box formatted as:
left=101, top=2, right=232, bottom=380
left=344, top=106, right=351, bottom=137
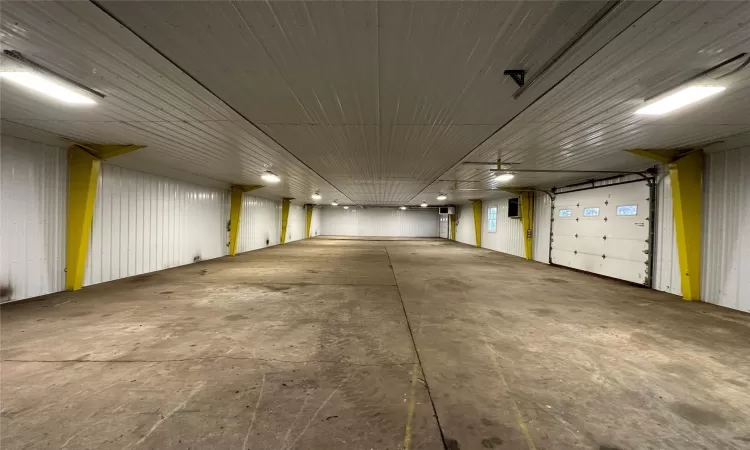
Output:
left=309, top=207, right=322, bottom=237
left=482, top=196, right=525, bottom=258
left=0, top=135, right=67, bottom=302
left=703, top=148, right=750, bottom=312
left=653, top=168, right=682, bottom=296
left=319, top=208, right=439, bottom=237
left=84, top=164, right=229, bottom=286
left=286, top=204, right=306, bottom=243
left=532, top=192, right=552, bottom=264
left=238, top=195, right=281, bottom=253
left=455, top=203, right=475, bottom=246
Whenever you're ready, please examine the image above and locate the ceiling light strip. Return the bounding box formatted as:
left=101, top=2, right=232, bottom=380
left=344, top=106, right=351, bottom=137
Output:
left=3, top=50, right=105, bottom=98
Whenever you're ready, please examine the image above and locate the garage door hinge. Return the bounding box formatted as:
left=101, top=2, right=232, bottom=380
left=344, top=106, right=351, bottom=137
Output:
left=602, top=235, right=607, bottom=240
left=602, top=254, right=606, bottom=259
left=643, top=249, right=650, bottom=254
left=575, top=233, right=578, bottom=238
left=604, top=217, right=608, bottom=222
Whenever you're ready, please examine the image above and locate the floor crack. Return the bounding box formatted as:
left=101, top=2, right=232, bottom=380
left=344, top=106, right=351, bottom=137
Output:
left=385, top=245, right=449, bottom=450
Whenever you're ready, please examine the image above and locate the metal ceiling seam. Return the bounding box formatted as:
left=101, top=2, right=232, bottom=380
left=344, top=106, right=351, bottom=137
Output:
left=407, top=0, right=664, bottom=204
left=89, top=0, right=355, bottom=205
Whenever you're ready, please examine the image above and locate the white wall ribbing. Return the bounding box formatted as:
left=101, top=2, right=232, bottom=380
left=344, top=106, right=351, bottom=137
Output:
left=702, top=148, right=750, bottom=312
left=455, top=203, right=475, bottom=246
left=84, top=164, right=229, bottom=286
left=238, top=194, right=281, bottom=253
left=319, top=207, right=439, bottom=237
left=481, top=195, right=524, bottom=258
left=286, top=204, right=306, bottom=243
left=532, top=192, right=552, bottom=264
left=0, top=135, right=67, bottom=302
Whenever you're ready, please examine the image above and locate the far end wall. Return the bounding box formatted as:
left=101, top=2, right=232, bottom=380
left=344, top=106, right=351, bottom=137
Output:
left=319, top=207, right=439, bottom=237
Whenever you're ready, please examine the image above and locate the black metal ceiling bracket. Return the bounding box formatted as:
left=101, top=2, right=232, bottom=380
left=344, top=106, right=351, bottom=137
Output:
left=504, top=70, right=526, bottom=87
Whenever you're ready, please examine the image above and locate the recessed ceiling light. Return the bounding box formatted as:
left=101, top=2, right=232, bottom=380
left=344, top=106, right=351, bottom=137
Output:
left=311, top=192, right=321, bottom=200
left=399, top=206, right=407, bottom=210
left=495, top=173, right=515, bottom=182
left=343, top=206, right=349, bottom=209
left=331, top=200, right=339, bottom=206
left=437, top=194, right=447, bottom=201
left=0, top=72, right=96, bottom=104
left=421, top=201, right=428, bottom=207
left=635, top=86, right=726, bottom=116
left=261, top=170, right=280, bottom=183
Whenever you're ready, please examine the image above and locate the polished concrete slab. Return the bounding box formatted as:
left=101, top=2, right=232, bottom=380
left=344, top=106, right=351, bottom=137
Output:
left=2, top=238, right=749, bottom=449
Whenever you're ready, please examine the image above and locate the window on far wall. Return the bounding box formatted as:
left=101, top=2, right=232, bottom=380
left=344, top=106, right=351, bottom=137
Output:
left=488, top=206, right=498, bottom=232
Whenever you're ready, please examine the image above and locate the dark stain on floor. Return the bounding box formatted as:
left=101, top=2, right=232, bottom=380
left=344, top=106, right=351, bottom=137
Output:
left=445, top=438, right=461, bottom=450
left=531, top=308, right=556, bottom=316
left=481, top=437, right=503, bottom=448
left=263, top=284, right=292, bottom=292
left=224, top=314, right=248, bottom=321
left=670, top=402, right=726, bottom=426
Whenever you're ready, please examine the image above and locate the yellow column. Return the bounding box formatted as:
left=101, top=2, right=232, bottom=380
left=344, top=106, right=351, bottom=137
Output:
left=669, top=151, right=704, bottom=300
left=471, top=200, right=482, bottom=247
left=449, top=214, right=456, bottom=241
left=280, top=198, right=292, bottom=244
left=305, top=205, right=313, bottom=238
left=66, top=147, right=101, bottom=290
left=228, top=187, right=243, bottom=256
left=519, top=192, right=534, bottom=260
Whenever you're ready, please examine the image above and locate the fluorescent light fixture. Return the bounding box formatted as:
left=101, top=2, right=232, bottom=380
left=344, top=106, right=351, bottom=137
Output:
left=421, top=201, right=428, bottom=207
left=311, top=192, right=322, bottom=200
left=0, top=72, right=96, bottom=104
left=261, top=170, right=280, bottom=183
left=399, top=206, right=407, bottom=210
left=635, top=86, right=726, bottom=116
left=343, top=206, right=349, bottom=209
left=495, top=173, right=515, bottom=182
left=331, top=200, right=339, bottom=206
left=437, top=194, right=447, bottom=201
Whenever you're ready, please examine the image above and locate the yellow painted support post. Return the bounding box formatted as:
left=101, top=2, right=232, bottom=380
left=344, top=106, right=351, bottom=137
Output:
left=669, top=151, right=704, bottom=300
left=66, top=147, right=101, bottom=290
left=519, top=192, right=534, bottom=260
left=305, top=205, right=313, bottom=238
left=280, top=198, right=292, bottom=244
left=471, top=200, right=482, bottom=247
left=228, top=186, right=243, bottom=256
left=449, top=213, right=456, bottom=241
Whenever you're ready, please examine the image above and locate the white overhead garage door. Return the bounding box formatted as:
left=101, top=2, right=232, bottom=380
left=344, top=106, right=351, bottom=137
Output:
left=551, top=181, right=652, bottom=285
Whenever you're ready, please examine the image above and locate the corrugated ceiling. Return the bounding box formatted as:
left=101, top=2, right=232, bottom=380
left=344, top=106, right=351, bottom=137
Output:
left=2, top=1, right=749, bottom=205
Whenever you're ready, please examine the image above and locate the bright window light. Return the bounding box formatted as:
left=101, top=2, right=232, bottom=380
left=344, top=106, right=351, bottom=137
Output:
left=436, top=194, right=447, bottom=201
left=261, top=171, right=280, bottom=183
left=635, top=86, right=726, bottom=115
left=311, top=192, right=322, bottom=200
left=0, top=72, right=96, bottom=104
left=495, top=173, right=515, bottom=182
left=343, top=206, right=349, bottom=209
left=399, top=206, right=407, bottom=210
left=421, top=201, right=428, bottom=207
left=331, top=200, right=338, bottom=206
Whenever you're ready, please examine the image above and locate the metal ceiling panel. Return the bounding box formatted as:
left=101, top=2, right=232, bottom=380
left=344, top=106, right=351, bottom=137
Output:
left=99, top=0, right=655, bottom=204
left=0, top=1, right=350, bottom=204
left=422, top=1, right=750, bottom=197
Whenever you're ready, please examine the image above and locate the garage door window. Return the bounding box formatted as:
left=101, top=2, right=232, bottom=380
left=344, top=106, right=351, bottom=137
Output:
left=616, top=205, right=638, bottom=216
left=488, top=206, right=498, bottom=232
left=583, top=207, right=600, bottom=217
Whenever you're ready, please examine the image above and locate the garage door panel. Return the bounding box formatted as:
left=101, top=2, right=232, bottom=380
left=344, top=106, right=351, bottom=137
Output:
left=551, top=181, right=652, bottom=285
left=550, top=249, right=575, bottom=267
left=551, top=235, right=577, bottom=252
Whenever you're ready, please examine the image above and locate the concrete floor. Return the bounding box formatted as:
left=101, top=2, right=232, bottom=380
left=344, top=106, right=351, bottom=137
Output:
left=2, top=238, right=750, bottom=450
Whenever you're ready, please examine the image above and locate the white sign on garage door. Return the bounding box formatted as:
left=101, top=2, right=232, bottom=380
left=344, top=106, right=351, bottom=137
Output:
left=551, top=181, right=652, bottom=285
